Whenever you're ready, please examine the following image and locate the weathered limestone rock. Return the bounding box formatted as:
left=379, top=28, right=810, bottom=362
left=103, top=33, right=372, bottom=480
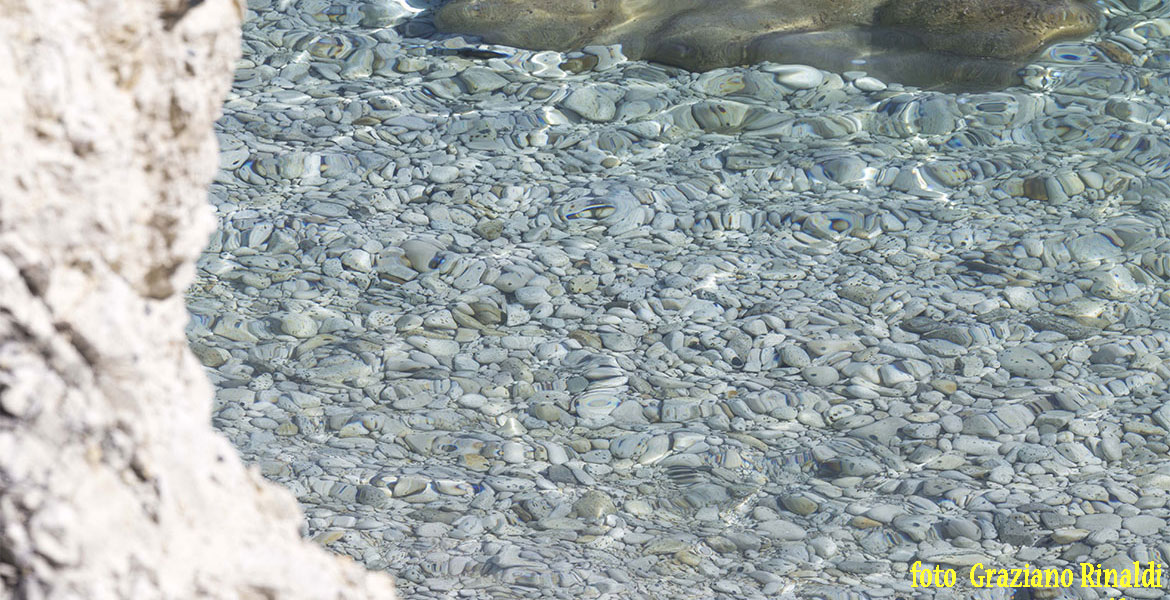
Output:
left=0, top=0, right=397, bottom=598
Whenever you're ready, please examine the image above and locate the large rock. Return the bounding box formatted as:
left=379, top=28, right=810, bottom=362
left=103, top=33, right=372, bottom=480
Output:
left=0, top=0, right=396, bottom=598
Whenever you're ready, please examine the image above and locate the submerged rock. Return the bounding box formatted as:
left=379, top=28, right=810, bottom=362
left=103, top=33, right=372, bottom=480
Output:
left=435, top=0, right=1099, bottom=88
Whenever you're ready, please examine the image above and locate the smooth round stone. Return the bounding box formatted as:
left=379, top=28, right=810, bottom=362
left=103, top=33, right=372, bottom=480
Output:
left=953, top=436, right=1001, bottom=456
left=939, top=414, right=964, bottom=434
left=529, top=403, right=563, bottom=422
left=428, top=165, right=460, bottom=184
left=1077, top=513, right=1122, bottom=532
left=932, top=379, right=958, bottom=394
left=306, top=201, right=345, bottom=217
left=660, top=398, right=701, bottom=422
left=767, top=64, right=824, bottom=89
left=988, top=466, right=1013, bottom=484
left=644, top=537, right=690, bottom=555
left=779, top=494, right=819, bottom=516
left=474, top=347, right=507, bottom=364
left=574, top=391, right=620, bottom=419
left=849, top=417, right=904, bottom=443
left=493, top=271, right=532, bottom=293
left=893, top=515, right=935, bottom=541
left=902, top=422, right=941, bottom=439
left=850, top=516, right=882, bottom=529
left=501, top=442, right=526, bottom=463
left=400, top=239, right=443, bottom=272
left=546, top=465, right=577, bottom=484
left=807, top=339, right=863, bottom=356
left=340, top=248, right=372, bottom=272
left=561, top=86, right=616, bottom=122
left=417, top=522, right=451, bottom=537
left=355, top=485, right=389, bottom=508
left=705, top=535, right=737, bottom=554
left=406, top=335, right=460, bottom=358
left=392, top=395, right=431, bottom=410
left=757, top=519, right=807, bottom=541
left=801, top=365, right=840, bottom=386
left=474, top=219, right=504, bottom=240
left=994, top=405, right=1035, bottom=433
left=1100, top=434, right=1123, bottom=461
left=458, top=66, right=509, bottom=93
left=942, top=518, right=981, bottom=540
left=573, top=490, right=616, bottom=519
left=779, top=345, right=811, bottom=368
left=567, top=274, right=599, bottom=294
left=809, top=536, right=837, bottom=558
left=566, top=376, right=589, bottom=393
left=1004, top=286, right=1039, bottom=309
left=962, top=414, right=1000, bottom=438
left=610, top=433, right=649, bottom=459
left=1123, top=515, right=1165, bottom=536
left=601, top=332, right=636, bottom=352
left=280, top=313, right=318, bottom=338
left=1052, top=528, right=1089, bottom=544
left=1070, top=483, right=1109, bottom=501
left=853, top=76, right=886, bottom=92
left=820, top=156, right=867, bottom=186
left=192, top=343, right=230, bottom=367
left=624, top=499, right=652, bottom=516
left=830, top=457, right=882, bottom=477
left=395, top=314, right=423, bottom=332
left=999, top=347, right=1054, bottom=379
left=836, top=560, right=884, bottom=575
left=514, top=285, right=551, bottom=306
left=863, top=504, right=902, bottom=524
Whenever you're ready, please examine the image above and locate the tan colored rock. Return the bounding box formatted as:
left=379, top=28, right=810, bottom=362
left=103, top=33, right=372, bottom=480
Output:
left=0, top=0, right=396, bottom=598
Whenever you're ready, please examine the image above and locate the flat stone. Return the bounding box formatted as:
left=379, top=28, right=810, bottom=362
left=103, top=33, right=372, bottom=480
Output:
left=1076, top=513, right=1122, bottom=532
left=458, top=66, right=509, bottom=93
left=836, top=560, right=883, bottom=574
left=757, top=519, right=806, bottom=541
left=941, top=518, right=981, bottom=540
left=999, top=347, right=1053, bottom=379
left=601, top=332, right=636, bottom=351
left=1123, top=515, right=1165, bottom=536
left=573, top=490, right=617, bottom=519
left=779, top=345, right=811, bottom=368
left=567, top=274, right=599, bottom=294
left=474, top=219, right=504, bottom=240
left=561, top=86, right=616, bottom=122
left=779, top=494, right=819, bottom=516
left=993, top=405, right=1035, bottom=433
left=848, top=417, right=908, bottom=444
left=428, top=165, right=460, bottom=184
left=1153, top=404, right=1170, bottom=431
left=1051, top=528, right=1089, bottom=544
left=1026, top=315, right=1098, bottom=340
left=801, top=365, right=839, bottom=386
left=828, top=457, right=882, bottom=477
left=863, top=505, right=902, bottom=524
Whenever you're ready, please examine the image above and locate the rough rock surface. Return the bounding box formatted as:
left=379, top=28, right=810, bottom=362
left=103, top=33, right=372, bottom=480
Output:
left=0, top=0, right=397, bottom=598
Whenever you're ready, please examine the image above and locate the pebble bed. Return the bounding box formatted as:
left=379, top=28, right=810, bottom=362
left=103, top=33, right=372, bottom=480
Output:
left=189, top=0, right=1170, bottom=598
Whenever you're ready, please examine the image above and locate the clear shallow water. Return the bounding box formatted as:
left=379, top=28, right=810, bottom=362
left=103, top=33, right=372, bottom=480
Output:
left=192, top=0, right=1170, bottom=598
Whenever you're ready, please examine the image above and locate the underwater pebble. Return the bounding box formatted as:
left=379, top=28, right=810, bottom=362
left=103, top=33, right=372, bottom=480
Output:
left=192, top=5, right=1170, bottom=598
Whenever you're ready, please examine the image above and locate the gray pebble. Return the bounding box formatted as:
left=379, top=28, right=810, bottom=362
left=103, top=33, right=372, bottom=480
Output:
left=999, top=347, right=1054, bottom=379
left=779, top=345, right=811, bottom=368
left=802, top=365, right=839, bottom=386
left=601, top=332, right=636, bottom=352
